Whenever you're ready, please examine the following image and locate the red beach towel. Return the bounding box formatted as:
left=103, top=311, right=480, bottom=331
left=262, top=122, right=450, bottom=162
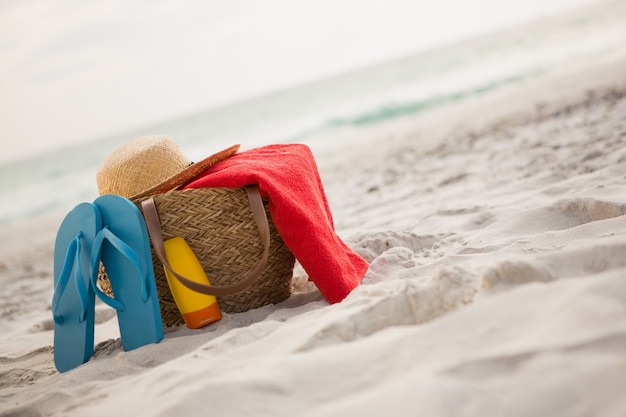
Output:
left=184, top=144, right=368, bottom=304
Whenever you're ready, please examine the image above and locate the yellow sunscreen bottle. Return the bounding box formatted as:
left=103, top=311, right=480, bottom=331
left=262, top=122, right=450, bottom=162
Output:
left=163, top=237, right=222, bottom=329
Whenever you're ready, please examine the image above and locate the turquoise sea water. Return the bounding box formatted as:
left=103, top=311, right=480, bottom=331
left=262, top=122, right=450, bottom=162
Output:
left=1, top=0, right=625, bottom=225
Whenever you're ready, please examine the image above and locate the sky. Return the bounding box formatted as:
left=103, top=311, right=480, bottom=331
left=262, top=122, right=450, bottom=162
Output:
left=0, top=0, right=601, bottom=163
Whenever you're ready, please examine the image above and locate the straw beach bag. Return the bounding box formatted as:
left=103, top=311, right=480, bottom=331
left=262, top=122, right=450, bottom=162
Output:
left=95, top=136, right=295, bottom=327
left=99, top=186, right=295, bottom=327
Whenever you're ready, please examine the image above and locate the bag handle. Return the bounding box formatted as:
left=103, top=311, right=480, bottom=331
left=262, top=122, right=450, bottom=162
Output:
left=141, top=185, right=271, bottom=297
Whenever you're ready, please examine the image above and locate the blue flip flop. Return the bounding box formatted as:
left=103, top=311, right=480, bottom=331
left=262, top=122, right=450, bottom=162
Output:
left=52, top=202, right=102, bottom=373
left=91, top=194, right=163, bottom=351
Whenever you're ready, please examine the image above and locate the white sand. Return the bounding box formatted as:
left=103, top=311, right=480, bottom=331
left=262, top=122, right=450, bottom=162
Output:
left=1, top=57, right=626, bottom=417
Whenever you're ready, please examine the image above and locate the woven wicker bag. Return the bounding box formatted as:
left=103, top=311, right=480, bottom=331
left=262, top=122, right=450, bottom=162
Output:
left=98, top=186, right=295, bottom=328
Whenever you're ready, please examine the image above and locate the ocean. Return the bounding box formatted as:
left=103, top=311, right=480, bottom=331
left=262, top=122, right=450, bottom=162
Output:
left=1, top=0, right=625, bottom=226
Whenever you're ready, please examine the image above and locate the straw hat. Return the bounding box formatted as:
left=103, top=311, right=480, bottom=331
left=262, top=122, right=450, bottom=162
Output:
left=96, top=135, right=239, bottom=199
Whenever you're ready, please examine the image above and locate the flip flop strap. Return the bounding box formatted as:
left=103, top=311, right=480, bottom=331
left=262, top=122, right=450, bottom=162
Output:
left=90, top=227, right=149, bottom=312
left=141, top=185, right=271, bottom=297
left=52, top=233, right=90, bottom=324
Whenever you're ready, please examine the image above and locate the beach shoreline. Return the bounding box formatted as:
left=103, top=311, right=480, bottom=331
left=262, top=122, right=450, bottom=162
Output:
left=1, top=56, right=626, bottom=416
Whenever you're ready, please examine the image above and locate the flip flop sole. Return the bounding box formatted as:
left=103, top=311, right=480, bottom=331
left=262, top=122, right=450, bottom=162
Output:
left=93, top=195, right=164, bottom=351
left=52, top=203, right=101, bottom=373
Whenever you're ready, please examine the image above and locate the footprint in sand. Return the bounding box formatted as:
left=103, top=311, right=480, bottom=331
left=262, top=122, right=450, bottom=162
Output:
left=348, top=231, right=445, bottom=263
left=0, top=346, right=56, bottom=389
left=482, top=259, right=555, bottom=290
left=507, top=198, right=626, bottom=234
left=460, top=198, right=626, bottom=254
left=556, top=198, right=626, bottom=224
left=347, top=231, right=452, bottom=284
left=28, top=306, right=117, bottom=333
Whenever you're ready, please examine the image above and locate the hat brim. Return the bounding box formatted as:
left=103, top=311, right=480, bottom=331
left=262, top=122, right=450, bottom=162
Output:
left=131, top=144, right=240, bottom=200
